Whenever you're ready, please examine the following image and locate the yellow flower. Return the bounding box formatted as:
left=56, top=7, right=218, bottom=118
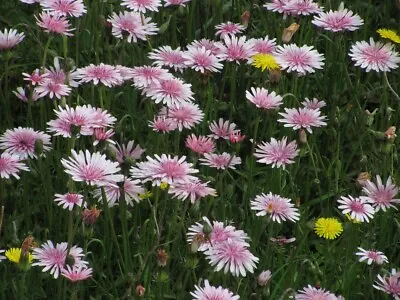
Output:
left=160, top=182, right=169, bottom=190
left=5, top=248, right=33, bottom=264
left=251, top=53, right=280, bottom=71
left=377, top=29, right=400, bottom=44
left=314, top=218, right=343, bottom=240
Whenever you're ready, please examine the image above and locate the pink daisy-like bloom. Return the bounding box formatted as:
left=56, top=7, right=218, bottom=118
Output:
left=188, top=39, right=225, bottom=56
left=32, top=241, right=88, bottom=279
left=301, top=97, right=326, bottom=110
left=205, top=239, right=259, bottom=277
left=229, top=130, right=246, bottom=143
left=159, top=102, right=204, bottom=131
left=61, top=265, right=93, bottom=282
left=254, top=137, right=299, bottom=169
left=149, top=46, right=188, bottom=72
left=91, top=107, right=117, bottom=128
left=246, top=87, right=283, bottom=110
left=248, top=36, right=277, bottom=55
left=200, top=153, right=241, bottom=170
left=169, top=179, right=217, bottom=203
left=0, top=28, right=25, bottom=50
left=93, top=128, right=115, bottom=146
left=0, top=127, right=51, bottom=159
left=295, top=285, right=337, bottom=300
left=185, top=134, right=215, bottom=155
left=218, top=35, right=255, bottom=64
left=61, top=150, right=124, bottom=187
left=183, top=46, right=223, bottom=73
left=36, top=12, right=74, bottom=36
left=349, top=38, right=400, bottom=72
left=312, top=8, right=363, bottom=32
left=278, top=107, right=327, bottom=133
left=191, top=280, right=240, bottom=300
left=361, top=175, right=400, bottom=212
left=250, top=192, right=300, bottom=223
left=149, top=116, right=178, bottom=133
left=116, top=65, right=134, bottom=81
left=337, top=195, right=375, bottom=223
left=44, top=57, right=80, bottom=87
left=13, top=87, right=42, bottom=103
left=0, top=152, right=29, bottom=180
left=54, top=193, right=83, bottom=211
left=94, top=178, right=144, bottom=207
left=355, top=247, right=388, bottom=265
left=108, top=140, right=145, bottom=164
left=263, top=0, right=292, bottom=16
left=215, top=21, right=246, bottom=39
left=373, top=269, right=400, bottom=298
left=23, top=69, right=48, bottom=86
left=286, top=0, right=322, bottom=16
left=144, top=77, right=194, bottom=107
left=208, top=118, right=237, bottom=140
left=40, top=0, right=87, bottom=17
left=164, top=0, right=191, bottom=7
left=76, top=63, right=123, bottom=87
left=35, top=80, right=71, bottom=99
left=121, top=0, right=162, bottom=13
left=107, top=11, right=158, bottom=43
left=130, top=154, right=199, bottom=186
left=131, top=66, right=173, bottom=89
left=274, top=44, right=325, bottom=75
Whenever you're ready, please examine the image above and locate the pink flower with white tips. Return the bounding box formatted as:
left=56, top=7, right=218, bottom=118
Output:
left=159, top=103, right=204, bottom=131
left=248, top=36, right=277, bottom=55
left=361, top=175, right=400, bottom=212
left=76, top=64, right=123, bottom=87
left=131, top=66, right=173, bottom=89
left=208, top=118, right=237, bottom=140
left=246, top=87, right=283, bottom=110
left=188, top=39, right=225, bottom=56
left=200, top=152, right=241, bottom=170
left=0, top=28, right=25, bottom=50
left=149, top=46, right=188, bottom=72
left=373, top=269, right=400, bottom=298
left=278, top=107, right=327, bottom=133
left=183, top=46, right=223, bottom=73
left=23, top=69, right=48, bottom=86
left=218, top=35, right=255, bottom=64
left=121, top=0, right=162, bottom=13
left=185, top=134, right=215, bottom=155
left=191, top=280, right=240, bottom=300
left=40, top=0, right=87, bottom=17
left=108, top=141, right=145, bottom=163
left=355, top=247, right=388, bottom=265
left=36, top=12, right=74, bottom=36
left=312, top=8, right=363, bottom=32
left=286, top=0, right=322, bottom=16
left=337, top=195, right=375, bottom=223
left=215, top=21, right=246, bottom=39
left=0, top=152, right=29, bottom=180
left=169, top=179, right=217, bottom=203
left=61, top=266, right=93, bottom=282
left=164, top=0, right=191, bottom=7
left=35, top=80, right=71, bottom=99
left=254, top=137, right=299, bottom=169
left=54, top=193, right=84, bottom=211
left=295, top=285, right=337, bottom=300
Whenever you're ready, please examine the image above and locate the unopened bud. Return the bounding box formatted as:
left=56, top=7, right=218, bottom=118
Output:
left=136, top=285, right=145, bottom=297
left=385, top=126, right=396, bottom=141
left=299, top=129, right=307, bottom=144
left=241, top=11, right=250, bottom=28
left=282, top=23, right=300, bottom=43
left=269, top=68, right=281, bottom=83
left=34, top=139, right=44, bottom=157
left=356, top=172, right=370, bottom=187
left=258, top=270, right=272, bottom=286
left=82, top=206, right=101, bottom=225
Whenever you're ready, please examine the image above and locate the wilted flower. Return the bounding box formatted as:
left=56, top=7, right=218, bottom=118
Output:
left=282, top=23, right=300, bottom=43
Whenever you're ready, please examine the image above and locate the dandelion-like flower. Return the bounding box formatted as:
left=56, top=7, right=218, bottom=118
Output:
left=108, top=140, right=145, bottom=164
left=251, top=53, right=280, bottom=71
left=250, top=192, right=300, bottom=223
left=149, top=46, right=188, bottom=72
left=5, top=248, right=33, bottom=264
left=355, top=247, right=388, bottom=265
left=274, top=44, right=325, bottom=75
left=121, top=0, right=162, bottom=12
left=76, top=63, right=123, bottom=87
left=169, top=179, right=217, bottom=203
left=301, top=97, right=326, bottom=110
left=215, top=21, right=246, bottom=39
left=0, top=28, right=25, bottom=50
left=164, top=0, right=191, bottom=7
left=183, top=46, right=223, bottom=73
left=254, top=137, right=299, bottom=169
left=61, top=265, right=93, bottom=282
left=0, top=152, right=29, bottom=179
left=188, top=39, right=225, bottom=56
left=295, top=285, right=337, bottom=300
left=286, top=0, right=322, bottom=16
left=314, top=217, right=343, bottom=240
left=40, top=0, right=87, bottom=17
left=278, top=107, right=327, bottom=133
left=149, top=116, right=178, bottom=133
left=373, top=269, right=400, bottom=298
left=35, top=80, right=71, bottom=99
left=246, top=87, right=283, bottom=110
left=349, top=38, right=400, bottom=72
left=248, top=36, right=277, bottom=54
left=208, top=118, right=237, bottom=140
left=185, top=134, right=215, bottom=155
left=200, top=152, right=241, bottom=170
left=361, top=175, right=400, bottom=212
left=191, top=280, right=240, bottom=300
left=312, top=8, right=363, bottom=32
left=36, top=12, right=74, bottom=36
left=337, top=195, right=375, bottom=223
left=131, top=65, right=173, bottom=89
left=263, top=0, right=292, bottom=16
left=130, top=154, right=198, bottom=186
left=377, top=28, right=400, bottom=44
left=218, top=35, right=255, bottom=64
left=159, top=103, right=204, bottom=131
left=54, top=193, right=84, bottom=211
left=61, top=150, right=124, bottom=187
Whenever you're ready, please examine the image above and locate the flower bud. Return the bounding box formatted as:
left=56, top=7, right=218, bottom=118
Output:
left=82, top=206, right=101, bottom=225
left=136, top=285, right=145, bottom=297
left=258, top=270, right=272, bottom=286
left=282, top=23, right=300, bottom=43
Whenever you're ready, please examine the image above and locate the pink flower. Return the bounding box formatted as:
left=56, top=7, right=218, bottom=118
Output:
left=191, top=280, right=240, bottom=300
left=149, top=46, right=188, bottom=72
left=337, top=195, right=375, bottom=223
left=0, top=127, right=51, bottom=159
left=373, top=269, right=400, bottom=298
left=93, top=128, right=115, bottom=146
left=250, top=192, right=300, bottom=223
left=23, top=69, right=48, bottom=86
left=54, top=193, right=83, bottom=211
left=0, top=152, right=29, bottom=179
left=61, top=150, right=124, bottom=187
left=130, top=154, right=199, bottom=186
left=32, top=241, right=88, bottom=279
left=144, top=77, right=194, bottom=107
left=13, top=87, right=42, bottom=102
left=107, top=11, right=158, bottom=43
left=40, top=0, right=86, bottom=17
left=108, top=141, right=145, bottom=164
left=94, top=178, right=144, bottom=207
left=361, top=175, right=400, bottom=212
left=229, top=130, right=246, bottom=143
left=205, top=239, right=259, bottom=277
left=254, top=137, right=299, bottom=169
left=149, top=116, right=178, bottom=133
left=263, top=0, right=292, bottom=16
left=248, top=36, right=277, bottom=55
left=278, top=107, right=327, bottom=133
left=183, top=46, right=223, bottom=73
left=188, top=39, right=225, bottom=56
left=312, top=8, right=363, bottom=32
left=61, top=265, right=93, bottom=282
left=355, top=247, right=388, bottom=265
left=208, top=118, right=237, bottom=140
left=131, top=66, right=173, bottom=89
left=286, top=0, right=322, bottom=16
left=349, top=38, right=400, bottom=72
left=301, top=97, right=326, bottom=110
left=121, top=0, right=162, bottom=12
left=163, top=0, right=191, bottom=7
left=258, top=270, right=272, bottom=286
left=0, top=28, right=25, bottom=50
left=43, top=57, right=80, bottom=87
left=159, top=103, right=204, bottom=131
left=200, top=152, right=241, bottom=170
left=169, top=179, right=217, bottom=203
left=295, top=285, right=337, bottom=300
left=218, top=35, right=255, bottom=64
left=76, top=63, right=123, bottom=87
left=274, top=44, right=324, bottom=75
left=35, top=80, right=71, bottom=99
left=246, top=87, right=283, bottom=110
left=185, top=134, right=215, bottom=155
left=215, top=21, right=246, bottom=39
left=36, top=12, right=74, bottom=36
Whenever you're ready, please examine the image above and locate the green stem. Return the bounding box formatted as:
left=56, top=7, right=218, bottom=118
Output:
left=42, top=36, right=54, bottom=67
left=119, top=183, right=132, bottom=270
left=383, top=71, right=400, bottom=101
